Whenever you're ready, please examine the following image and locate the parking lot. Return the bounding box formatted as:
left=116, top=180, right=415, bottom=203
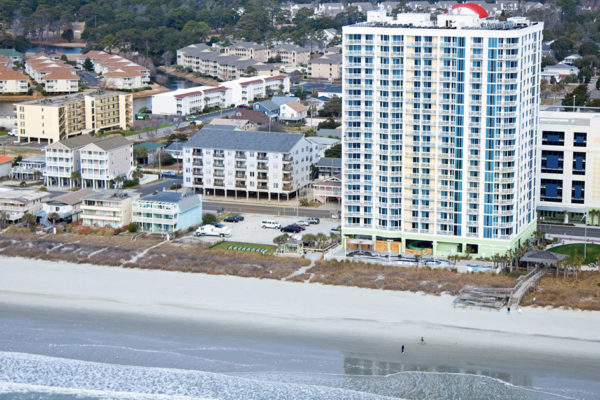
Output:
left=192, top=213, right=341, bottom=245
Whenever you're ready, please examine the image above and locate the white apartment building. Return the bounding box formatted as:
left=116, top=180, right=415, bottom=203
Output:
left=25, top=54, right=79, bottom=93
left=537, top=106, right=600, bottom=223
left=44, top=135, right=97, bottom=187
left=183, top=125, right=316, bottom=200
left=0, top=65, right=28, bottom=93
left=79, top=136, right=133, bottom=189
left=78, top=51, right=151, bottom=90
left=221, top=75, right=291, bottom=105
left=341, top=6, right=543, bottom=257
left=151, top=75, right=290, bottom=115
left=15, top=90, right=133, bottom=143
left=81, top=190, right=139, bottom=228
left=151, top=86, right=231, bottom=115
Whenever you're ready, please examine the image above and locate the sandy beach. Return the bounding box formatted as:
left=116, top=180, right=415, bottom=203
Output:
left=1, top=256, right=599, bottom=361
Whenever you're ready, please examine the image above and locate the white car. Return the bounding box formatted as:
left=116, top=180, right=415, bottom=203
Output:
left=261, top=220, right=281, bottom=229
left=297, top=219, right=311, bottom=226
left=195, top=224, right=231, bottom=237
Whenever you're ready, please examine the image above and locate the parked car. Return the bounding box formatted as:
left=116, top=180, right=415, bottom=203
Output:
left=224, top=215, right=244, bottom=222
left=297, top=219, right=311, bottom=226
left=261, top=220, right=281, bottom=229
left=307, top=217, right=320, bottom=224
left=347, top=250, right=374, bottom=257
left=195, top=224, right=231, bottom=237
left=330, top=226, right=341, bottom=234
left=280, top=224, right=303, bottom=233
left=210, top=221, right=226, bottom=228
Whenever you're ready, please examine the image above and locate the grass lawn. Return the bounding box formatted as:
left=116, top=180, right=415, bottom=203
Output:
left=549, top=243, right=600, bottom=265
left=211, top=241, right=276, bottom=254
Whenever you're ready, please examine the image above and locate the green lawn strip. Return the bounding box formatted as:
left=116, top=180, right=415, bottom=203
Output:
left=0, top=131, right=8, bottom=136
left=549, top=243, right=600, bottom=265
left=211, top=240, right=276, bottom=253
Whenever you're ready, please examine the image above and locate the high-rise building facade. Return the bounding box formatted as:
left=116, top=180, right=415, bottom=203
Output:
left=341, top=6, right=543, bottom=257
left=537, top=106, right=600, bottom=223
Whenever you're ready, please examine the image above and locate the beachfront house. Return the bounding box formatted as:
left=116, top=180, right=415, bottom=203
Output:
left=44, top=135, right=98, bottom=188
left=80, top=136, right=133, bottom=189
left=9, top=155, right=46, bottom=181
left=39, top=188, right=95, bottom=223
left=81, top=190, right=140, bottom=228
left=0, top=189, right=50, bottom=222
left=132, top=191, right=202, bottom=233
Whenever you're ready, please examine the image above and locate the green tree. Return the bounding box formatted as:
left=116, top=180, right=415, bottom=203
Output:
left=578, top=41, right=599, bottom=57
left=550, top=37, right=575, bottom=61
left=82, top=57, right=94, bottom=71
left=273, top=233, right=289, bottom=246
left=202, top=213, right=217, bottom=225
left=182, top=20, right=211, bottom=43
left=324, top=143, right=341, bottom=158
left=22, top=213, right=36, bottom=228
left=562, top=84, right=589, bottom=107
left=138, top=106, right=151, bottom=114
left=245, top=65, right=257, bottom=76
left=70, top=170, right=81, bottom=188
left=127, top=222, right=138, bottom=233
left=61, top=28, right=74, bottom=42
left=318, top=96, right=342, bottom=118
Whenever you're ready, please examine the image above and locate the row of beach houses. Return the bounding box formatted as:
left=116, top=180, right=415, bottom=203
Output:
left=0, top=186, right=202, bottom=234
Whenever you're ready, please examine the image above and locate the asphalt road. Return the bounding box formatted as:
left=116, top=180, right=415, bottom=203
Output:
left=540, top=223, right=600, bottom=238
left=137, top=178, right=182, bottom=196
left=202, top=200, right=336, bottom=218
left=189, top=108, right=236, bottom=122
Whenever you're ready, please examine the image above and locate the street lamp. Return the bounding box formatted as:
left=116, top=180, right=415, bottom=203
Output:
left=582, top=211, right=588, bottom=259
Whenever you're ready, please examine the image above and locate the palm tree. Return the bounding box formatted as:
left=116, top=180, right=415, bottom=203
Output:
left=32, top=170, right=42, bottom=181
left=0, top=212, right=7, bottom=229
left=47, top=212, right=60, bottom=226
left=21, top=212, right=36, bottom=229
left=534, top=227, right=545, bottom=248
left=70, top=171, right=81, bottom=188
left=573, top=254, right=584, bottom=281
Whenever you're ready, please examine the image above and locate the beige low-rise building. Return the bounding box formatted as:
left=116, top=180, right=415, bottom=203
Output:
left=267, top=44, right=310, bottom=67
left=309, top=54, right=342, bottom=80
left=81, top=189, right=139, bottom=228
left=0, top=65, right=29, bottom=93
left=14, top=90, right=133, bottom=144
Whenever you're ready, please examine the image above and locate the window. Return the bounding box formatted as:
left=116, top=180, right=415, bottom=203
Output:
left=574, top=132, right=587, bottom=147
left=540, top=179, right=563, bottom=202
left=541, top=150, right=563, bottom=173
left=573, top=152, right=586, bottom=175
left=542, top=131, right=564, bottom=146
left=571, top=181, right=585, bottom=204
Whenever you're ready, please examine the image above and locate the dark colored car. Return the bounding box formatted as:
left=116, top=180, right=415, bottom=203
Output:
left=280, top=224, right=303, bottom=233
left=224, top=215, right=244, bottom=222
left=210, top=222, right=225, bottom=228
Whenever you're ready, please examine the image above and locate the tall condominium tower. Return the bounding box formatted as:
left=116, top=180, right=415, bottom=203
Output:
left=341, top=5, right=543, bottom=257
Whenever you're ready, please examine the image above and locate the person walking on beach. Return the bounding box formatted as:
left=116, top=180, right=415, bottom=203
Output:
left=420, top=337, right=425, bottom=345
left=401, top=344, right=405, bottom=354
left=507, top=306, right=511, bottom=314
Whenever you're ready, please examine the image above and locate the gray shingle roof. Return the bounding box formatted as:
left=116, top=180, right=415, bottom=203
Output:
left=92, top=136, right=131, bottom=151
left=185, top=126, right=304, bottom=153
left=271, top=96, right=299, bottom=107
left=311, top=54, right=343, bottom=64
left=316, top=157, right=341, bottom=168
left=49, top=134, right=97, bottom=149
left=46, top=188, right=96, bottom=205
left=255, top=100, right=279, bottom=112
left=138, top=191, right=201, bottom=212
left=178, top=44, right=213, bottom=57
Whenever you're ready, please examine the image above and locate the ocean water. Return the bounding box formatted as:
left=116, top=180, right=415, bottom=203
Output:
left=0, top=306, right=598, bottom=400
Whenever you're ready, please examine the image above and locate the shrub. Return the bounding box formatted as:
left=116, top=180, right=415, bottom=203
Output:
left=127, top=222, right=138, bottom=233
left=202, top=213, right=217, bottom=225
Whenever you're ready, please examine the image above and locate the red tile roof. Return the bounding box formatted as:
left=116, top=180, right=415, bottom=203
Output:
left=0, top=155, right=14, bottom=164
